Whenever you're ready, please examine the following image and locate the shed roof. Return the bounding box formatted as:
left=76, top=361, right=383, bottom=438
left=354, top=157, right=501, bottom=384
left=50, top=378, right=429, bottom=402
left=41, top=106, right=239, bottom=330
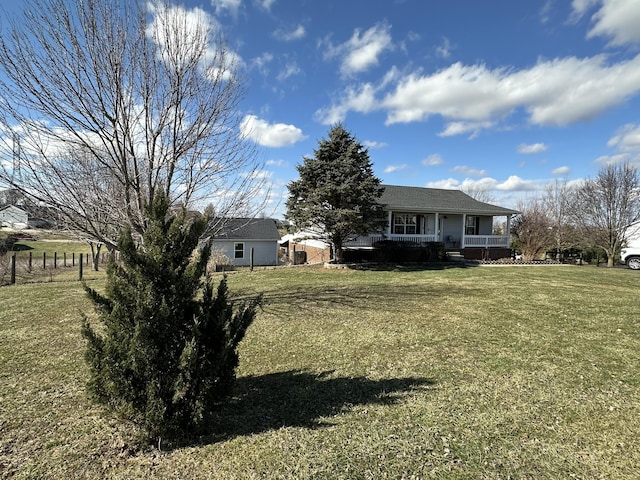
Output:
left=213, top=218, right=280, bottom=241
left=379, top=185, right=519, bottom=215
left=0, top=205, right=28, bottom=215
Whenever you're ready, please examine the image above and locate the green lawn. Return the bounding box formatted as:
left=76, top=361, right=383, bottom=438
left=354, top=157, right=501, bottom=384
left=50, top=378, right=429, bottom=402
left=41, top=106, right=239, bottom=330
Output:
left=1, top=265, right=639, bottom=479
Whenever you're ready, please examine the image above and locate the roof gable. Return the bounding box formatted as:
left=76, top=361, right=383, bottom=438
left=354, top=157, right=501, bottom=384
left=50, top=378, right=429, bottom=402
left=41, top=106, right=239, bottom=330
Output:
left=379, top=185, right=519, bottom=215
left=0, top=205, right=28, bottom=216
left=213, top=218, right=280, bottom=241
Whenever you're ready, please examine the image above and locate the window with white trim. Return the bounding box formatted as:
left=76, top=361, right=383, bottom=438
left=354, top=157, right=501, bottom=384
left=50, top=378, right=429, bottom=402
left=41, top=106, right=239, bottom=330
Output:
left=393, top=214, right=417, bottom=234
left=465, top=216, right=479, bottom=235
left=234, top=242, right=244, bottom=259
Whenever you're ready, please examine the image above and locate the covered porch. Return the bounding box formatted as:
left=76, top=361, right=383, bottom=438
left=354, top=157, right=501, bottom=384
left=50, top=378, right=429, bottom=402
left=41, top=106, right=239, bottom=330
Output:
left=345, top=211, right=514, bottom=255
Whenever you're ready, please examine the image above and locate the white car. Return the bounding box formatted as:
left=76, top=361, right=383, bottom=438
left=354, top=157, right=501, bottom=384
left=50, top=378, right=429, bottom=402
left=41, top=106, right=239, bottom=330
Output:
left=620, top=247, right=640, bottom=270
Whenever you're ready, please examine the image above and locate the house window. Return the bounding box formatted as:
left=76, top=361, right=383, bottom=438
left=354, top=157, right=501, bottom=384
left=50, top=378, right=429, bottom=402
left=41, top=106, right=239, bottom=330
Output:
left=394, top=214, right=417, bottom=234
left=234, top=242, right=244, bottom=259
left=465, top=216, right=479, bottom=235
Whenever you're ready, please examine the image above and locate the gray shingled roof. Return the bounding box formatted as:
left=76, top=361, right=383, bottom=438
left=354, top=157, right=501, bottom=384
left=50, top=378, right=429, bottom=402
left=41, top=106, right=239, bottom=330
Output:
left=213, top=218, right=280, bottom=241
left=379, top=185, right=519, bottom=215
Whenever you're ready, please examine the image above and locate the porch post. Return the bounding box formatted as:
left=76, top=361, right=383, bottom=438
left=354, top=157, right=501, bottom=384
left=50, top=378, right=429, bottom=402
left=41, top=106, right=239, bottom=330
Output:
left=434, top=213, right=439, bottom=241
left=506, top=215, right=512, bottom=247
left=387, top=210, right=393, bottom=235
left=461, top=214, right=466, bottom=249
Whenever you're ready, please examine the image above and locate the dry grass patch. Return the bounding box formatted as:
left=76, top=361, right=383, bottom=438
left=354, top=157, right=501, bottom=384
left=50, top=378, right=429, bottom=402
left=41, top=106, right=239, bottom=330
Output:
left=1, top=265, right=639, bottom=478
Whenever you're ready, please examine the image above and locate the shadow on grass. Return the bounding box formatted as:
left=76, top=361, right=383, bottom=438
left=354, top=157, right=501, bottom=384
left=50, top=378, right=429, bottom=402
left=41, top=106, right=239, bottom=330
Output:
left=247, top=275, right=484, bottom=316
left=10, top=243, right=34, bottom=251
left=179, top=370, right=433, bottom=448
left=349, top=262, right=478, bottom=272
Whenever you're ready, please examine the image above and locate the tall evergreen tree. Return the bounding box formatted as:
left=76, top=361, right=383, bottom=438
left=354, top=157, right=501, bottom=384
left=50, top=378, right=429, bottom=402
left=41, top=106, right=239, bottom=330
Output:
left=82, top=192, right=261, bottom=442
left=286, top=124, right=386, bottom=263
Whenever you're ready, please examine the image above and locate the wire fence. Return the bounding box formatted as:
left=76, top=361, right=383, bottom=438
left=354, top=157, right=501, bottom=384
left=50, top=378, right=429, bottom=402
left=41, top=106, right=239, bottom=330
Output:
left=0, top=250, right=117, bottom=286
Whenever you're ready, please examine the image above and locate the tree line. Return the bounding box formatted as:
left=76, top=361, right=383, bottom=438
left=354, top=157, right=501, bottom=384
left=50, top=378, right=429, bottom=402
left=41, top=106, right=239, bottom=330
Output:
left=511, top=162, right=640, bottom=267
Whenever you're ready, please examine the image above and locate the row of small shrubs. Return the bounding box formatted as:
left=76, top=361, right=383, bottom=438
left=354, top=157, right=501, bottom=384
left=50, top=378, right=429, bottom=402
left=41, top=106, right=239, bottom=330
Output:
left=343, top=241, right=446, bottom=264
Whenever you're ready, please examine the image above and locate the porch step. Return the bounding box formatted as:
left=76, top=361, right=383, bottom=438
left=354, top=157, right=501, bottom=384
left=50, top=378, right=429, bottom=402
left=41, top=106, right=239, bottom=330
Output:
left=446, top=251, right=466, bottom=262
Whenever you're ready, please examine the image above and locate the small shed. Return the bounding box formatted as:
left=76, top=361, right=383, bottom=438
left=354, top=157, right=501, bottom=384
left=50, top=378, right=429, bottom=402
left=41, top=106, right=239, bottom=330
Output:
left=210, top=218, right=280, bottom=267
left=0, top=205, right=29, bottom=229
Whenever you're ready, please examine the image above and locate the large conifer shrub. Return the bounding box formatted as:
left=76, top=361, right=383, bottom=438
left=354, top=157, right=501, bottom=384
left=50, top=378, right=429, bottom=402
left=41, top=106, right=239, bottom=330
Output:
left=82, top=193, right=261, bottom=442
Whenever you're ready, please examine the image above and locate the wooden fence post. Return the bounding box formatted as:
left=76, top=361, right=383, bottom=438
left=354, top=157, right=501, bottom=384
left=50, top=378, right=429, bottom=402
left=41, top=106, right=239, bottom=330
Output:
left=10, top=254, right=16, bottom=285
left=72, top=252, right=75, bottom=266
left=63, top=252, right=67, bottom=267
left=250, top=247, right=254, bottom=271
left=42, top=252, right=46, bottom=270
left=79, top=253, right=83, bottom=281
left=54, top=252, right=57, bottom=269
left=28, top=252, right=32, bottom=273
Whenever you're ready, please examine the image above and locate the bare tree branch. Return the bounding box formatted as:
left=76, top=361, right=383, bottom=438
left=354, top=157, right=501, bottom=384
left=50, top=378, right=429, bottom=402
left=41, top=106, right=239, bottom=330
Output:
left=569, top=162, right=640, bottom=267
left=0, top=0, right=265, bottom=249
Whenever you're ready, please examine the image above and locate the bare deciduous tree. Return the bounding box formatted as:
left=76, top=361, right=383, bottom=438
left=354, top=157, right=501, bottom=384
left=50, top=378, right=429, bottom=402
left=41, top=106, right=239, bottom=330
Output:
left=0, top=0, right=264, bottom=250
left=570, top=162, right=640, bottom=267
left=544, top=178, right=576, bottom=259
left=462, top=184, right=495, bottom=204
left=511, top=198, right=553, bottom=262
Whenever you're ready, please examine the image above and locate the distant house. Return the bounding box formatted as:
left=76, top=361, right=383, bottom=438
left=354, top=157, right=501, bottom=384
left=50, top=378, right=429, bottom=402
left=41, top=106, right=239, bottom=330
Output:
left=0, top=205, right=29, bottom=229
left=210, top=218, right=280, bottom=267
left=287, top=185, right=519, bottom=262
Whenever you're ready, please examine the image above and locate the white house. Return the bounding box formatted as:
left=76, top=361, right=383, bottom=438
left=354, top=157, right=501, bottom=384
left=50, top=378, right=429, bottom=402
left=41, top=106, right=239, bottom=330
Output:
left=0, top=205, right=29, bottom=229
left=286, top=185, right=519, bottom=262
left=210, top=218, right=280, bottom=267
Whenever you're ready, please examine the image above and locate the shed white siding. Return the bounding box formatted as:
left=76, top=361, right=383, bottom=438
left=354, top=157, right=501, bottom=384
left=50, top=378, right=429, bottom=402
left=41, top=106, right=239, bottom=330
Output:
left=213, top=239, right=279, bottom=267
left=0, top=205, right=28, bottom=229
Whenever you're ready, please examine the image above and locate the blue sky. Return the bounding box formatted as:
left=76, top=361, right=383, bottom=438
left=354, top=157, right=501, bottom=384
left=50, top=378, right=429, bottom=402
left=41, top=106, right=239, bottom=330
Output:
left=194, top=0, right=640, bottom=217
left=4, top=0, right=640, bottom=218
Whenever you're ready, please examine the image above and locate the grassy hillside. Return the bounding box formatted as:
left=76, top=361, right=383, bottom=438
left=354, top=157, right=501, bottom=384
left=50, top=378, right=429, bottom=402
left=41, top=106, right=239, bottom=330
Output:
left=1, top=265, right=639, bottom=479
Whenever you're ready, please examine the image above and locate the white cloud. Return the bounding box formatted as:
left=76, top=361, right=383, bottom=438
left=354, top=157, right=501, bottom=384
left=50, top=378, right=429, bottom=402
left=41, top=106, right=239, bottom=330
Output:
left=211, top=0, right=241, bottom=16
left=382, top=55, right=640, bottom=129
left=451, top=165, right=487, bottom=177
left=241, top=169, right=273, bottom=180
left=570, top=0, right=600, bottom=21
left=438, top=121, right=494, bottom=138
left=586, top=0, right=640, bottom=46
left=594, top=153, right=630, bottom=166
left=425, top=178, right=460, bottom=189
left=518, top=142, right=549, bottom=154
left=314, top=83, right=377, bottom=124
left=607, top=123, right=640, bottom=152
left=322, top=23, right=393, bottom=77
left=250, top=52, right=274, bottom=76
left=435, top=37, right=454, bottom=59
left=422, top=154, right=444, bottom=166
left=459, top=177, right=500, bottom=191
left=274, top=25, right=306, bottom=41
left=363, top=140, right=388, bottom=149
left=384, top=164, right=408, bottom=173
left=552, top=166, right=571, bottom=176
left=258, top=0, right=276, bottom=11
left=266, top=159, right=289, bottom=167
left=240, top=115, right=307, bottom=147
left=496, top=175, right=540, bottom=191
left=148, top=3, right=242, bottom=79
left=276, top=62, right=301, bottom=81
left=540, top=0, right=553, bottom=24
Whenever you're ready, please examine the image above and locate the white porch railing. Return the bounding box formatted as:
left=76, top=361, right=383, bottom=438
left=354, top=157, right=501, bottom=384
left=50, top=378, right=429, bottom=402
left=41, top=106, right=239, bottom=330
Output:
left=463, top=235, right=509, bottom=248
left=345, top=234, right=509, bottom=248
left=345, top=234, right=436, bottom=247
